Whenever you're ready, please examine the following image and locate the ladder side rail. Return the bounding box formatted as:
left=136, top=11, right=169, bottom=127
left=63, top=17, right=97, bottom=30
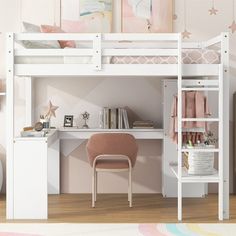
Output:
left=218, top=64, right=224, bottom=220
left=177, top=33, right=183, bottom=221
left=6, top=33, right=15, bottom=219
left=221, top=32, right=230, bottom=220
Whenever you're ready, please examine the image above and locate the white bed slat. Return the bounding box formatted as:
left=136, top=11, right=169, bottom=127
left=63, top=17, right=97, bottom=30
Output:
left=103, top=42, right=201, bottom=49
left=15, top=64, right=219, bottom=77
left=203, top=35, right=222, bottom=48
left=103, top=33, right=180, bottom=41
left=15, top=33, right=180, bottom=41
left=15, top=49, right=93, bottom=56
left=103, top=49, right=178, bottom=56
left=15, top=33, right=95, bottom=41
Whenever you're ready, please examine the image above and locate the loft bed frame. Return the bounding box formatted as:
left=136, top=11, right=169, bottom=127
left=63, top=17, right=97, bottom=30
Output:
left=6, top=32, right=229, bottom=221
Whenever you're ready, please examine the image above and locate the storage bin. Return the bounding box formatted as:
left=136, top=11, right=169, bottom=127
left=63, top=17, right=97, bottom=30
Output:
left=183, top=146, right=215, bottom=175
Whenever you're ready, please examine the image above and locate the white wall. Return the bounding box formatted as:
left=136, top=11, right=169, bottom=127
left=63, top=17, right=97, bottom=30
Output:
left=0, top=0, right=235, bottom=193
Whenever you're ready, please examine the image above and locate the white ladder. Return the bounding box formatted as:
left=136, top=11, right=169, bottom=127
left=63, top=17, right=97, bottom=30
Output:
left=176, top=36, right=224, bottom=221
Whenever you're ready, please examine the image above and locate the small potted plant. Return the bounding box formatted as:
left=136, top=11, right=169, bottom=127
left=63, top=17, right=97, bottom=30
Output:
left=204, top=131, right=218, bottom=146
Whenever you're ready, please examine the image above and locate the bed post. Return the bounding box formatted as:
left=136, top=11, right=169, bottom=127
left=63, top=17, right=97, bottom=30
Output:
left=221, top=32, right=229, bottom=219
left=6, top=32, right=15, bottom=219
left=93, top=33, right=101, bottom=71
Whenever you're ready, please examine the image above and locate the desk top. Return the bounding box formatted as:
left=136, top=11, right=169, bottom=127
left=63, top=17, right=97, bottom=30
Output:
left=14, top=129, right=58, bottom=145
left=58, top=128, right=164, bottom=139
left=14, top=128, right=164, bottom=141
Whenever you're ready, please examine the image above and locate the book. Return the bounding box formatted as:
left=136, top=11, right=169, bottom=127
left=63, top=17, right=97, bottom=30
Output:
left=110, top=108, right=117, bottom=129
left=103, top=107, right=109, bottom=129
left=132, top=126, right=154, bottom=129
left=132, top=120, right=154, bottom=129
left=118, top=108, right=123, bottom=129
left=122, top=109, right=130, bottom=129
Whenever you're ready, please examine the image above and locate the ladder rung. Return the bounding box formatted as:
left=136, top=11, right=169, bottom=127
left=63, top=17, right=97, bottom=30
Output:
left=181, top=148, right=219, bottom=153
left=181, top=87, right=219, bottom=91
left=182, top=79, right=219, bottom=87
left=181, top=118, right=219, bottom=122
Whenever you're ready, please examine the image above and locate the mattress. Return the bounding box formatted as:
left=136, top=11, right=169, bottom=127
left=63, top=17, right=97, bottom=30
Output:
left=111, top=49, right=220, bottom=64
left=15, top=49, right=220, bottom=65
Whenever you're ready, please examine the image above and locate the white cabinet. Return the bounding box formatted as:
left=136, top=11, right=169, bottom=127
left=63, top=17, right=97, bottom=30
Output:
left=13, top=130, right=59, bottom=219
left=162, top=80, right=207, bottom=197
left=13, top=139, right=48, bottom=219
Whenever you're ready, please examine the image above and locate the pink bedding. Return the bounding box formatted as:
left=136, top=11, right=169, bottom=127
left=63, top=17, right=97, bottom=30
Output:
left=111, top=49, right=220, bottom=64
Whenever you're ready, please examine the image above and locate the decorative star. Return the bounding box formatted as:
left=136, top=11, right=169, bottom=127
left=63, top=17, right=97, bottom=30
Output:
left=229, top=20, right=236, bottom=33
left=45, top=100, right=59, bottom=119
left=182, top=29, right=191, bottom=39
left=209, top=7, right=218, bottom=15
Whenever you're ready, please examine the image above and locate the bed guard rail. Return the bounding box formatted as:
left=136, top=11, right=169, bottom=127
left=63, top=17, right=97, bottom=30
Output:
left=11, top=33, right=181, bottom=71
left=9, top=32, right=228, bottom=71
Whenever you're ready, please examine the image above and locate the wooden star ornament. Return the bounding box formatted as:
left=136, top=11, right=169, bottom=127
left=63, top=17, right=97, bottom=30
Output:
left=182, top=30, right=191, bottom=39
left=209, top=7, right=218, bottom=15
left=45, top=100, right=59, bottom=119
left=229, top=20, right=236, bottom=33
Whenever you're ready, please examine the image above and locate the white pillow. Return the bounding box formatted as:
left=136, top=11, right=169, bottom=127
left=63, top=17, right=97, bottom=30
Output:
left=22, top=22, right=41, bottom=32
left=18, top=21, right=61, bottom=49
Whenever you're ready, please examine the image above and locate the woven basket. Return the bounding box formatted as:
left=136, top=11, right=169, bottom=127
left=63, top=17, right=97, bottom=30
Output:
left=183, top=147, right=215, bottom=175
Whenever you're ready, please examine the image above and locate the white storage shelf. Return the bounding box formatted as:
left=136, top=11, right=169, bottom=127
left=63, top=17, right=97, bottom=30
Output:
left=170, top=166, right=219, bottom=183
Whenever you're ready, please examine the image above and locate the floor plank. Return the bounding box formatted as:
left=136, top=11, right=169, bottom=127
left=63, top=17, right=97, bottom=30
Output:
left=0, top=194, right=235, bottom=223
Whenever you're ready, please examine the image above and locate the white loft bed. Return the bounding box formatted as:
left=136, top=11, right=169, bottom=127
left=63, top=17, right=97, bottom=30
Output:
left=6, top=33, right=229, bottom=221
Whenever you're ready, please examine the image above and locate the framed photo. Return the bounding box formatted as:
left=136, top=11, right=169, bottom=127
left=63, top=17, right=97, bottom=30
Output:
left=122, top=0, right=173, bottom=33
left=61, top=0, right=113, bottom=33
left=64, top=115, right=74, bottom=127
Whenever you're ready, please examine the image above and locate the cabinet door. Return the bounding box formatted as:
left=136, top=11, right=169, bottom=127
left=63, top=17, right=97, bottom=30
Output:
left=13, top=140, right=48, bottom=219
left=162, top=80, right=207, bottom=197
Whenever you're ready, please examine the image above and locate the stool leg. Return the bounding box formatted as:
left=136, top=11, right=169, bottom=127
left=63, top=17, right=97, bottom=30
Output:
left=128, top=170, right=130, bottom=202
left=92, top=168, right=95, bottom=208
left=129, top=168, right=132, bottom=207
left=95, top=171, right=97, bottom=202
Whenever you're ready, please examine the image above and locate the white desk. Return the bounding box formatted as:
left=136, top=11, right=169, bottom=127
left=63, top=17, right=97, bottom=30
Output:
left=58, top=128, right=164, bottom=139
left=13, top=128, right=164, bottom=219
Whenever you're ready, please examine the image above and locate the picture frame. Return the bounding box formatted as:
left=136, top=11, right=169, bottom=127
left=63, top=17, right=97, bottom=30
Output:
left=64, top=115, right=74, bottom=127
left=61, top=0, right=113, bottom=33
left=121, top=0, right=173, bottom=33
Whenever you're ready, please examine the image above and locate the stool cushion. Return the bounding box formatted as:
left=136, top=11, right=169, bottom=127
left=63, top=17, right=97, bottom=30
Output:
left=95, top=159, right=129, bottom=169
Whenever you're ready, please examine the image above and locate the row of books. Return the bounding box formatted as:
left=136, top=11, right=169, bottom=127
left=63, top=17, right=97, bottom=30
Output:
left=102, top=107, right=130, bottom=129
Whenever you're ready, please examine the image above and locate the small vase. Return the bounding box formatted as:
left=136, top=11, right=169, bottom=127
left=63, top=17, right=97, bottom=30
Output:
left=43, top=118, right=50, bottom=131
left=82, top=120, right=89, bottom=129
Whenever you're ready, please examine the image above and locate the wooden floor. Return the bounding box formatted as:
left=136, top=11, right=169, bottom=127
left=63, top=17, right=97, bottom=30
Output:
left=0, top=194, right=236, bottom=223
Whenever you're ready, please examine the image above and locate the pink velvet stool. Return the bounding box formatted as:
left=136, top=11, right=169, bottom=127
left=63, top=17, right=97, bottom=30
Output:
left=86, top=133, right=138, bottom=207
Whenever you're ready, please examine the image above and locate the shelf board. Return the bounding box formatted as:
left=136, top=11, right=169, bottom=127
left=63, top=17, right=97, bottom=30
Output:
left=58, top=128, right=164, bottom=140
left=181, top=118, right=219, bottom=122
left=181, top=148, right=219, bottom=153
left=181, top=87, right=219, bottom=91
left=170, top=166, right=219, bottom=183
left=59, top=128, right=162, bottom=132
left=0, top=92, right=6, bottom=96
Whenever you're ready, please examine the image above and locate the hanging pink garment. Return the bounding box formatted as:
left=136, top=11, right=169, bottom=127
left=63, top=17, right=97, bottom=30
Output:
left=169, top=91, right=211, bottom=144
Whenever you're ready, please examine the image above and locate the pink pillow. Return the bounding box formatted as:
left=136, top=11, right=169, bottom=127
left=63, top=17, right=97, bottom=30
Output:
left=40, top=25, right=76, bottom=48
